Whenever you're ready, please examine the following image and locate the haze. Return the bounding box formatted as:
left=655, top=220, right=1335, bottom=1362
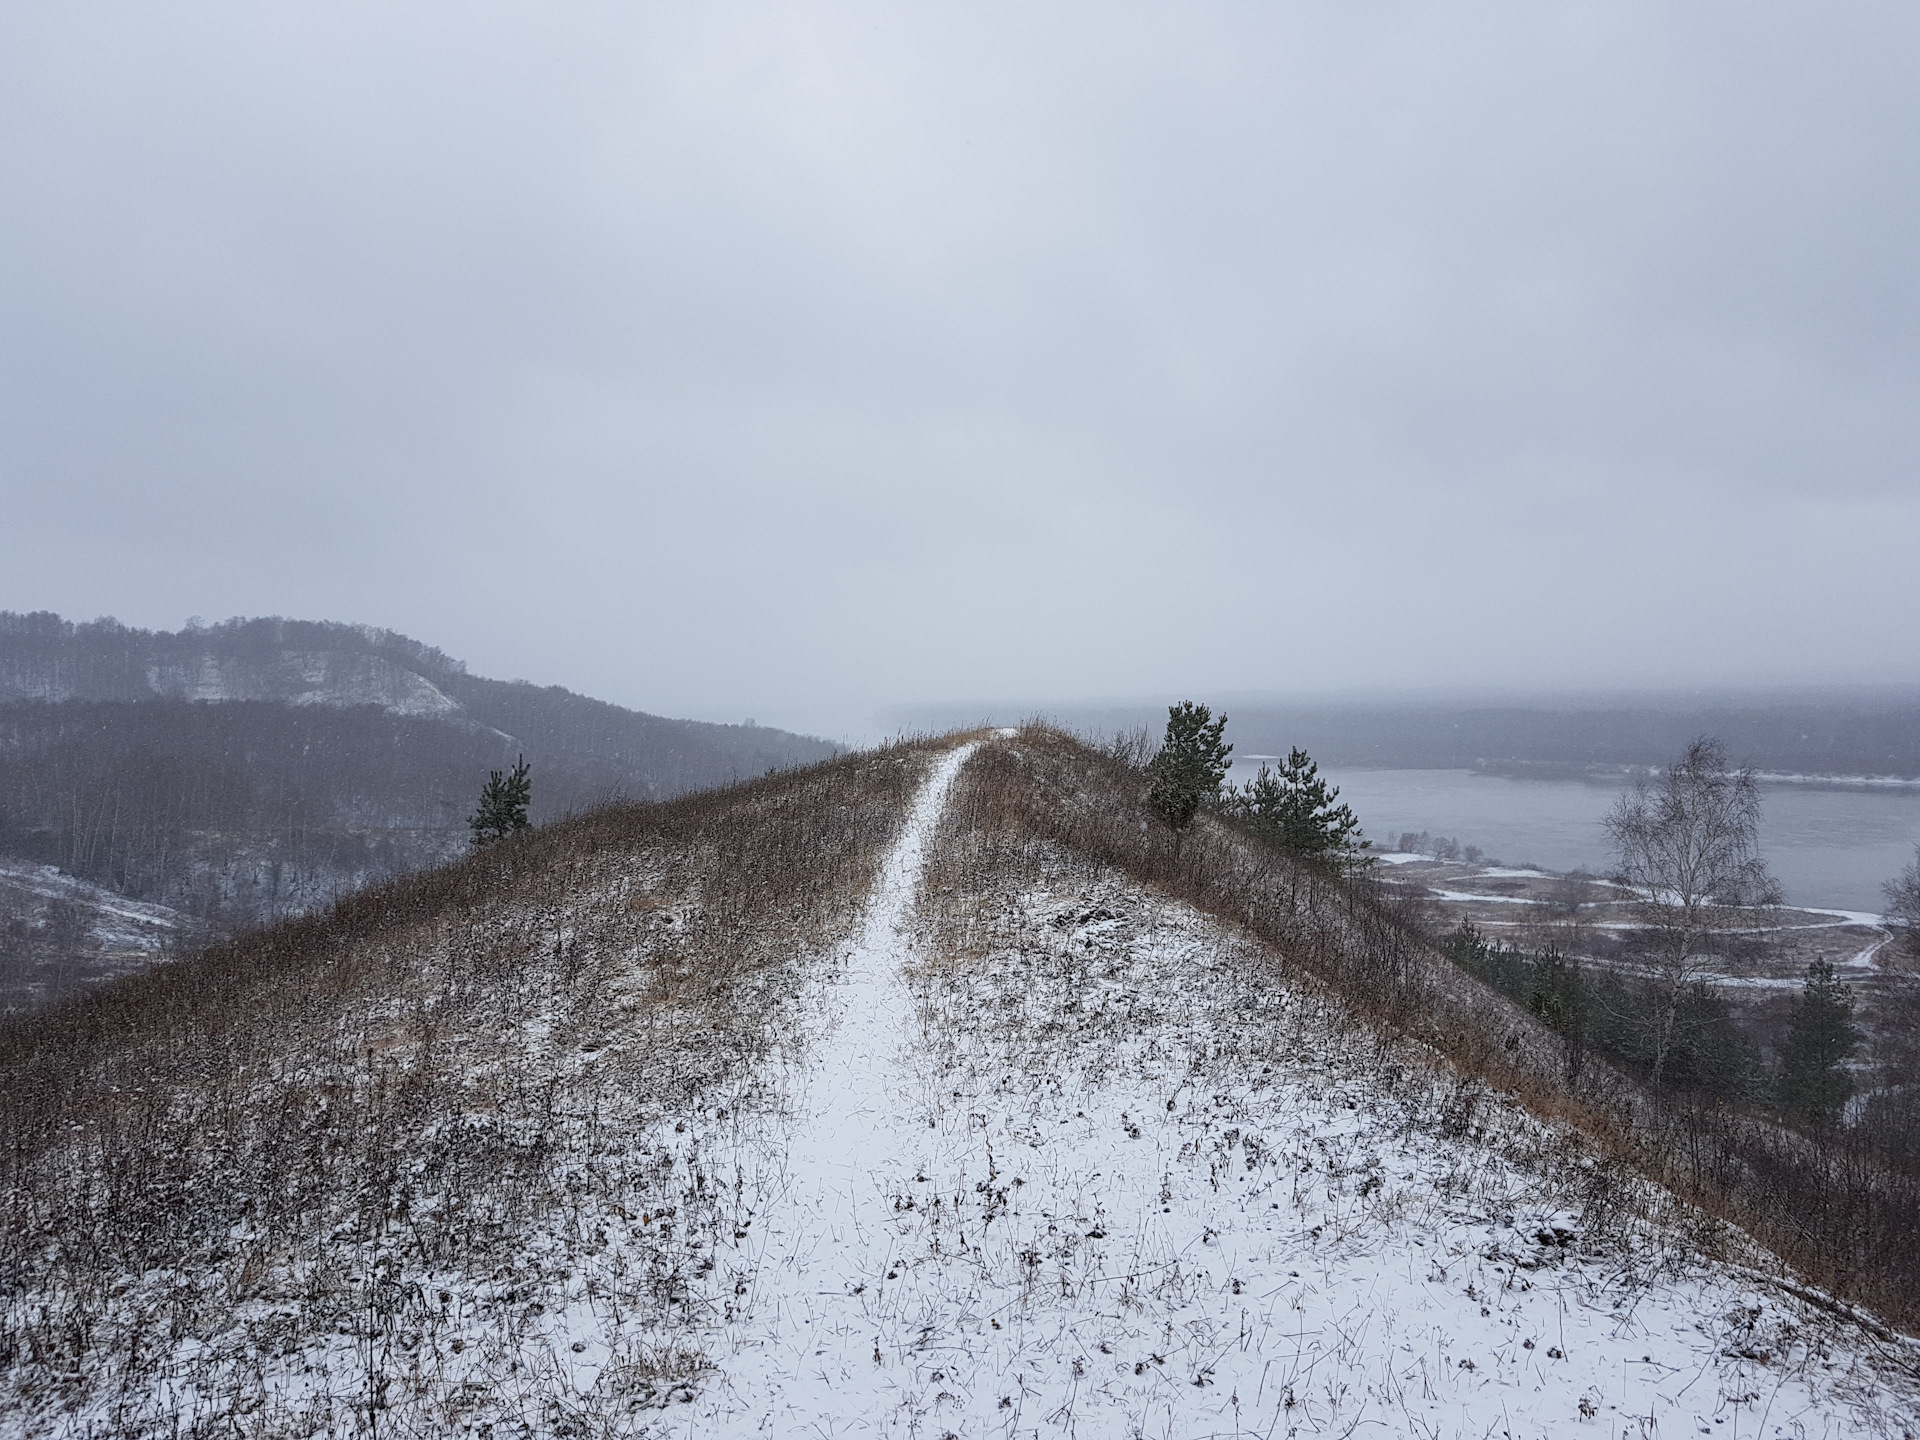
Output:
left=3, top=3, right=1917, bottom=738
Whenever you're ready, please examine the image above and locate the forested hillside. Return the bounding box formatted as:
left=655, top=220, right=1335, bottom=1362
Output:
left=0, top=611, right=835, bottom=787
left=0, top=612, right=836, bottom=1004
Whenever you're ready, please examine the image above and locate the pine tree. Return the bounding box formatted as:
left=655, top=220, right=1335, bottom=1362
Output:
left=1146, top=701, right=1232, bottom=839
left=469, top=755, right=533, bottom=848
left=1776, top=960, right=1859, bottom=1129
left=1225, top=746, right=1369, bottom=870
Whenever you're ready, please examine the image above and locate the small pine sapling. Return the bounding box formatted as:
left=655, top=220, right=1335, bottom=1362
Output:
left=470, top=755, right=533, bottom=848
left=1146, top=702, right=1232, bottom=843
left=1224, top=746, right=1370, bottom=872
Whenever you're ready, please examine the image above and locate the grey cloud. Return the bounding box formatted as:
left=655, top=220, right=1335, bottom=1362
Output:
left=2, top=2, right=1916, bottom=736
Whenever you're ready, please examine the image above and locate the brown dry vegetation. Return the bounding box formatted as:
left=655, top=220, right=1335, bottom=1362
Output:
left=0, top=740, right=938, bottom=1432
left=937, top=726, right=1920, bottom=1337
left=3, top=723, right=1915, bottom=1435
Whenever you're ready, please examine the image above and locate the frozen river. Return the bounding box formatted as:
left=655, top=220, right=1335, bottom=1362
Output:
left=1227, top=760, right=1920, bottom=914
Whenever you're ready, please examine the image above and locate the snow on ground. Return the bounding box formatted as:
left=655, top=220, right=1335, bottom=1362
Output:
left=1844, top=935, right=1894, bottom=970
left=1429, top=888, right=1544, bottom=905
left=1800, top=909, right=1889, bottom=928
left=11, top=741, right=1917, bottom=1437
left=0, top=859, right=191, bottom=949
left=0, top=858, right=200, bottom=1008
left=658, top=740, right=990, bottom=1429
left=651, top=744, right=1920, bottom=1437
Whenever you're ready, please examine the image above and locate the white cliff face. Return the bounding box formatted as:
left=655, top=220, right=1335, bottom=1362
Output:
left=282, top=652, right=463, bottom=715
left=0, top=633, right=461, bottom=716
left=132, top=651, right=464, bottom=715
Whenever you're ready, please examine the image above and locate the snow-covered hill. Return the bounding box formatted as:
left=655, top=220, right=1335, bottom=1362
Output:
left=0, top=609, right=838, bottom=787
left=0, top=613, right=840, bottom=980
left=140, top=649, right=464, bottom=716
left=0, top=859, right=202, bottom=1011
left=2, top=734, right=1914, bottom=1437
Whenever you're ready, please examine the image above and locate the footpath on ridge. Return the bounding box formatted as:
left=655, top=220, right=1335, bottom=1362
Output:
left=693, top=738, right=981, bottom=1428
left=677, top=733, right=1917, bottom=1439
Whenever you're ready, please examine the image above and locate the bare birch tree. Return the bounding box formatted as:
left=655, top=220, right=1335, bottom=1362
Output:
left=1606, top=737, right=1780, bottom=1091
left=1885, top=843, right=1920, bottom=960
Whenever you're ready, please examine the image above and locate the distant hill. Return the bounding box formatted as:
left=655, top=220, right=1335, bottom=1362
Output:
left=0, top=612, right=836, bottom=992
left=899, top=691, right=1920, bottom=779
left=0, top=611, right=835, bottom=792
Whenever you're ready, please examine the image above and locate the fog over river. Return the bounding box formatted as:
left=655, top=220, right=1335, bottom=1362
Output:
left=1228, top=761, right=1920, bottom=915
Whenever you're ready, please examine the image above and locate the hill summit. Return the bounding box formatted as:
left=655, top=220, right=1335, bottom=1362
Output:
left=2, top=730, right=1915, bottom=1436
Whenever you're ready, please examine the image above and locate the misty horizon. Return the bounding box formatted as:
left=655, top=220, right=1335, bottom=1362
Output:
left=12, top=606, right=1920, bottom=751
left=5, top=5, right=1918, bottom=723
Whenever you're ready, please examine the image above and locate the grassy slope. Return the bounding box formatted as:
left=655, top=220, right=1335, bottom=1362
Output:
left=902, top=788, right=1915, bottom=1435
left=0, top=741, right=937, bottom=1434
left=1, top=727, right=1914, bottom=1437
left=951, top=728, right=1920, bottom=1336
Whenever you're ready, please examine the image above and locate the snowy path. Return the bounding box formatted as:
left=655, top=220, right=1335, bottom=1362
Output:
left=675, top=740, right=1917, bottom=1438
left=694, top=739, right=984, bottom=1431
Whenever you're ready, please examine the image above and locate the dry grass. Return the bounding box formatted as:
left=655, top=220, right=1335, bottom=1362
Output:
left=0, top=739, right=942, bottom=1433
left=936, top=725, right=1920, bottom=1338
left=3, top=722, right=1913, bottom=1437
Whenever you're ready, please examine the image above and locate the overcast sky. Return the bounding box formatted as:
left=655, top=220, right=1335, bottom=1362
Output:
left=3, top=2, right=1916, bottom=736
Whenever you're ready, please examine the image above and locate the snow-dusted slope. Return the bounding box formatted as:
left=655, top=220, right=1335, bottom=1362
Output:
left=0, top=742, right=931, bottom=1437
left=0, top=860, right=200, bottom=1010
left=5, top=737, right=1916, bottom=1437
left=663, top=743, right=1920, bottom=1437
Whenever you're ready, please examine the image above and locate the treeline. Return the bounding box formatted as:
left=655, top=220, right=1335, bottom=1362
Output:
left=0, top=612, right=840, bottom=942
left=1230, top=699, right=1920, bottom=777
left=0, top=611, right=463, bottom=706
left=0, top=700, right=692, bottom=928
left=1440, top=922, right=1919, bottom=1166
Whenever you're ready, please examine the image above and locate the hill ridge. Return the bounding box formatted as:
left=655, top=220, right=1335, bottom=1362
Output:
left=2, top=731, right=1915, bottom=1436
